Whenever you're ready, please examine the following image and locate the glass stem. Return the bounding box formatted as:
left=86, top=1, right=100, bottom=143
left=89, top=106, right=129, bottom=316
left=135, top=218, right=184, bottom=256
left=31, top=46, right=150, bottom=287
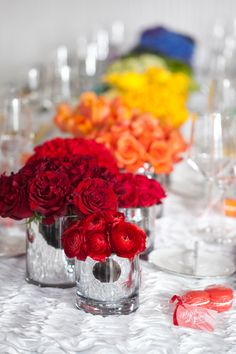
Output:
left=217, top=187, right=226, bottom=238
left=201, top=179, right=215, bottom=221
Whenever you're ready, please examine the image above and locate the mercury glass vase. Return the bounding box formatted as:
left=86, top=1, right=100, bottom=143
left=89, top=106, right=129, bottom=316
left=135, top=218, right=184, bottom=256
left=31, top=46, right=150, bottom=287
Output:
left=26, top=216, right=77, bottom=288
left=75, top=255, right=141, bottom=316
left=119, top=206, right=156, bottom=260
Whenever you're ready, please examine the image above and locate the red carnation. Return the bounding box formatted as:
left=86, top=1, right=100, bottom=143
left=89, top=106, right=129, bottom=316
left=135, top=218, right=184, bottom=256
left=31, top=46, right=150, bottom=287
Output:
left=31, top=137, right=118, bottom=173
left=110, top=221, right=146, bottom=259
left=73, top=178, right=117, bottom=215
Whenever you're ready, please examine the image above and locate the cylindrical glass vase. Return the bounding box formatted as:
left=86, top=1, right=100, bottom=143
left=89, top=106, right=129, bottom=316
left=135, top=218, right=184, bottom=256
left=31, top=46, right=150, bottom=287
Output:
left=75, top=255, right=141, bottom=316
left=119, top=206, right=156, bottom=260
left=26, top=216, right=77, bottom=287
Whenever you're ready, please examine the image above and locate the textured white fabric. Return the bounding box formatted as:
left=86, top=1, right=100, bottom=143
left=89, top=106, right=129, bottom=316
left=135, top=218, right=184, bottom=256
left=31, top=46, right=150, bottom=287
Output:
left=0, top=164, right=236, bottom=354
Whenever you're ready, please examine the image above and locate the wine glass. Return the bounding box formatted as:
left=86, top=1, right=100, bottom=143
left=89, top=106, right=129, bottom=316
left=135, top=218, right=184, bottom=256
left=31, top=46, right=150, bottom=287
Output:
left=187, top=111, right=236, bottom=243
left=0, top=94, right=34, bottom=257
left=149, top=112, right=236, bottom=278
left=0, top=95, right=34, bottom=174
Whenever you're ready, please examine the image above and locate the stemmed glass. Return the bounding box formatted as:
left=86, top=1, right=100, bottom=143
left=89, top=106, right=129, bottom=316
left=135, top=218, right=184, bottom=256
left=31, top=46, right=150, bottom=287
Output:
left=149, top=111, right=236, bottom=278
left=187, top=110, right=236, bottom=243
left=0, top=94, right=34, bottom=257
left=0, top=95, right=34, bottom=174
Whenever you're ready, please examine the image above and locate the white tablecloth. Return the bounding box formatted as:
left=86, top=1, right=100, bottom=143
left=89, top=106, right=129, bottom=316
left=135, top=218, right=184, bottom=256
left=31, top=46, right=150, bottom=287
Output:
left=0, top=164, right=236, bottom=354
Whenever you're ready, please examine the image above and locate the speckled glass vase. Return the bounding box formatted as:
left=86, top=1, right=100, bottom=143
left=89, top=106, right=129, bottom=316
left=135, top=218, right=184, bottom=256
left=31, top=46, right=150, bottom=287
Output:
left=26, top=216, right=77, bottom=288
left=119, top=206, right=156, bottom=260
left=75, top=255, right=141, bottom=316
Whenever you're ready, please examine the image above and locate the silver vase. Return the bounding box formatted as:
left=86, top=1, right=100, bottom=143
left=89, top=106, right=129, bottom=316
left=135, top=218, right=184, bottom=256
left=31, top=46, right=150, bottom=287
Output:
left=26, top=216, right=78, bottom=287
left=119, top=206, right=156, bottom=260
left=75, top=254, right=141, bottom=316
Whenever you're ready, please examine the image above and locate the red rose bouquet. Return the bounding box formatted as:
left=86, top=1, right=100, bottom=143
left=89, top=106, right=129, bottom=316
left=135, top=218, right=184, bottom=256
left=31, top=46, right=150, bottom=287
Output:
left=62, top=211, right=146, bottom=261
left=0, top=137, right=165, bottom=223
left=0, top=137, right=119, bottom=224
left=0, top=137, right=168, bottom=263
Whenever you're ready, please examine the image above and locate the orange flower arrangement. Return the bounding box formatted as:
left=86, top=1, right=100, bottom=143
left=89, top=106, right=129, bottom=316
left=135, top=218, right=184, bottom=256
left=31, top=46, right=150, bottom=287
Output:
left=54, top=92, right=188, bottom=174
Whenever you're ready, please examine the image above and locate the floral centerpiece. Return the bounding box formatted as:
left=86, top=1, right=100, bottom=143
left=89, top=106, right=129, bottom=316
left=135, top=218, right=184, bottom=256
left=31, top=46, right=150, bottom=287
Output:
left=62, top=210, right=146, bottom=315
left=54, top=93, right=187, bottom=174
left=0, top=137, right=165, bottom=314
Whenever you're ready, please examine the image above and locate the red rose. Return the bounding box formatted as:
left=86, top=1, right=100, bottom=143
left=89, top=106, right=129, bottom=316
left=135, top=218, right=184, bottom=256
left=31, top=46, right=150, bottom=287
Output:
left=114, top=173, right=139, bottom=208
left=73, top=178, right=117, bottom=215
left=134, top=175, right=166, bottom=207
left=29, top=171, right=70, bottom=217
left=0, top=173, right=32, bottom=220
left=84, top=231, right=111, bottom=262
left=111, top=221, right=146, bottom=259
left=62, top=222, right=86, bottom=260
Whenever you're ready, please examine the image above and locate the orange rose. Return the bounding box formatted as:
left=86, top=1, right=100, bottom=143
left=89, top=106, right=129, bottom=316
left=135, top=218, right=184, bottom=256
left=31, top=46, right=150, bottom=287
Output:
left=147, top=140, right=173, bottom=174
left=168, top=130, right=188, bottom=162
left=54, top=103, right=72, bottom=132
left=78, top=92, right=110, bottom=125
left=115, top=133, right=145, bottom=172
left=95, top=132, right=113, bottom=147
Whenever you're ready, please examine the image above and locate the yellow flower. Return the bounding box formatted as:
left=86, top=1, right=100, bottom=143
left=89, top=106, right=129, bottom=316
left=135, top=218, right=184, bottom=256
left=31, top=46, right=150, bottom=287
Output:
left=104, top=67, right=190, bottom=128
left=104, top=72, right=146, bottom=91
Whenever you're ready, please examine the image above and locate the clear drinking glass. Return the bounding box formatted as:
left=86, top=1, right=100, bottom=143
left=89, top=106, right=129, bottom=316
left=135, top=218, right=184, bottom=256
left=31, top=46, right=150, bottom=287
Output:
left=187, top=111, right=236, bottom=242
left=109, top=20, right=125, bottom=59
left=51, top=45, right=79, bottom=105
left=0, top=96, right=34, bottom=174
left=0, top=95, right=34, bottom=257
left=77, top=36, right=99, bottom=92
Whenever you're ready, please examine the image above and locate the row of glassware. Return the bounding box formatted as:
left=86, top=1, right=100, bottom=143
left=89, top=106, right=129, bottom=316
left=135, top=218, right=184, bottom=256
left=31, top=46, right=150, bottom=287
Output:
left=1, top=21, right=125, bottom=113
left=0, top=21, right=126, bottom=175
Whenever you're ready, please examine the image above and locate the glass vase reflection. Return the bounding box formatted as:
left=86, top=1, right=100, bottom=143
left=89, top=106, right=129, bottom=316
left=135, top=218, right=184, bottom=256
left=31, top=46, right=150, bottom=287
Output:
left=75, top=254, right=141, bottom=316
left=119, top=206, right=157, bottom=260
left=26, top=216, right=77, bottom=287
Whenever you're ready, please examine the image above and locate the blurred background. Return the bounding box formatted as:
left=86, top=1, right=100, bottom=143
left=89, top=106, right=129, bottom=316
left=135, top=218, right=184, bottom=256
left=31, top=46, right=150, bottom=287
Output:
left=1, top=0, right=236, bottom=85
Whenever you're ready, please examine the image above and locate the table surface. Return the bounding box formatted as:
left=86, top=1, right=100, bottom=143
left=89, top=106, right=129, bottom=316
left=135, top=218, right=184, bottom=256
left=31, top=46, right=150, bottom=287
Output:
left=0, top=163, right=236, bottom=354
